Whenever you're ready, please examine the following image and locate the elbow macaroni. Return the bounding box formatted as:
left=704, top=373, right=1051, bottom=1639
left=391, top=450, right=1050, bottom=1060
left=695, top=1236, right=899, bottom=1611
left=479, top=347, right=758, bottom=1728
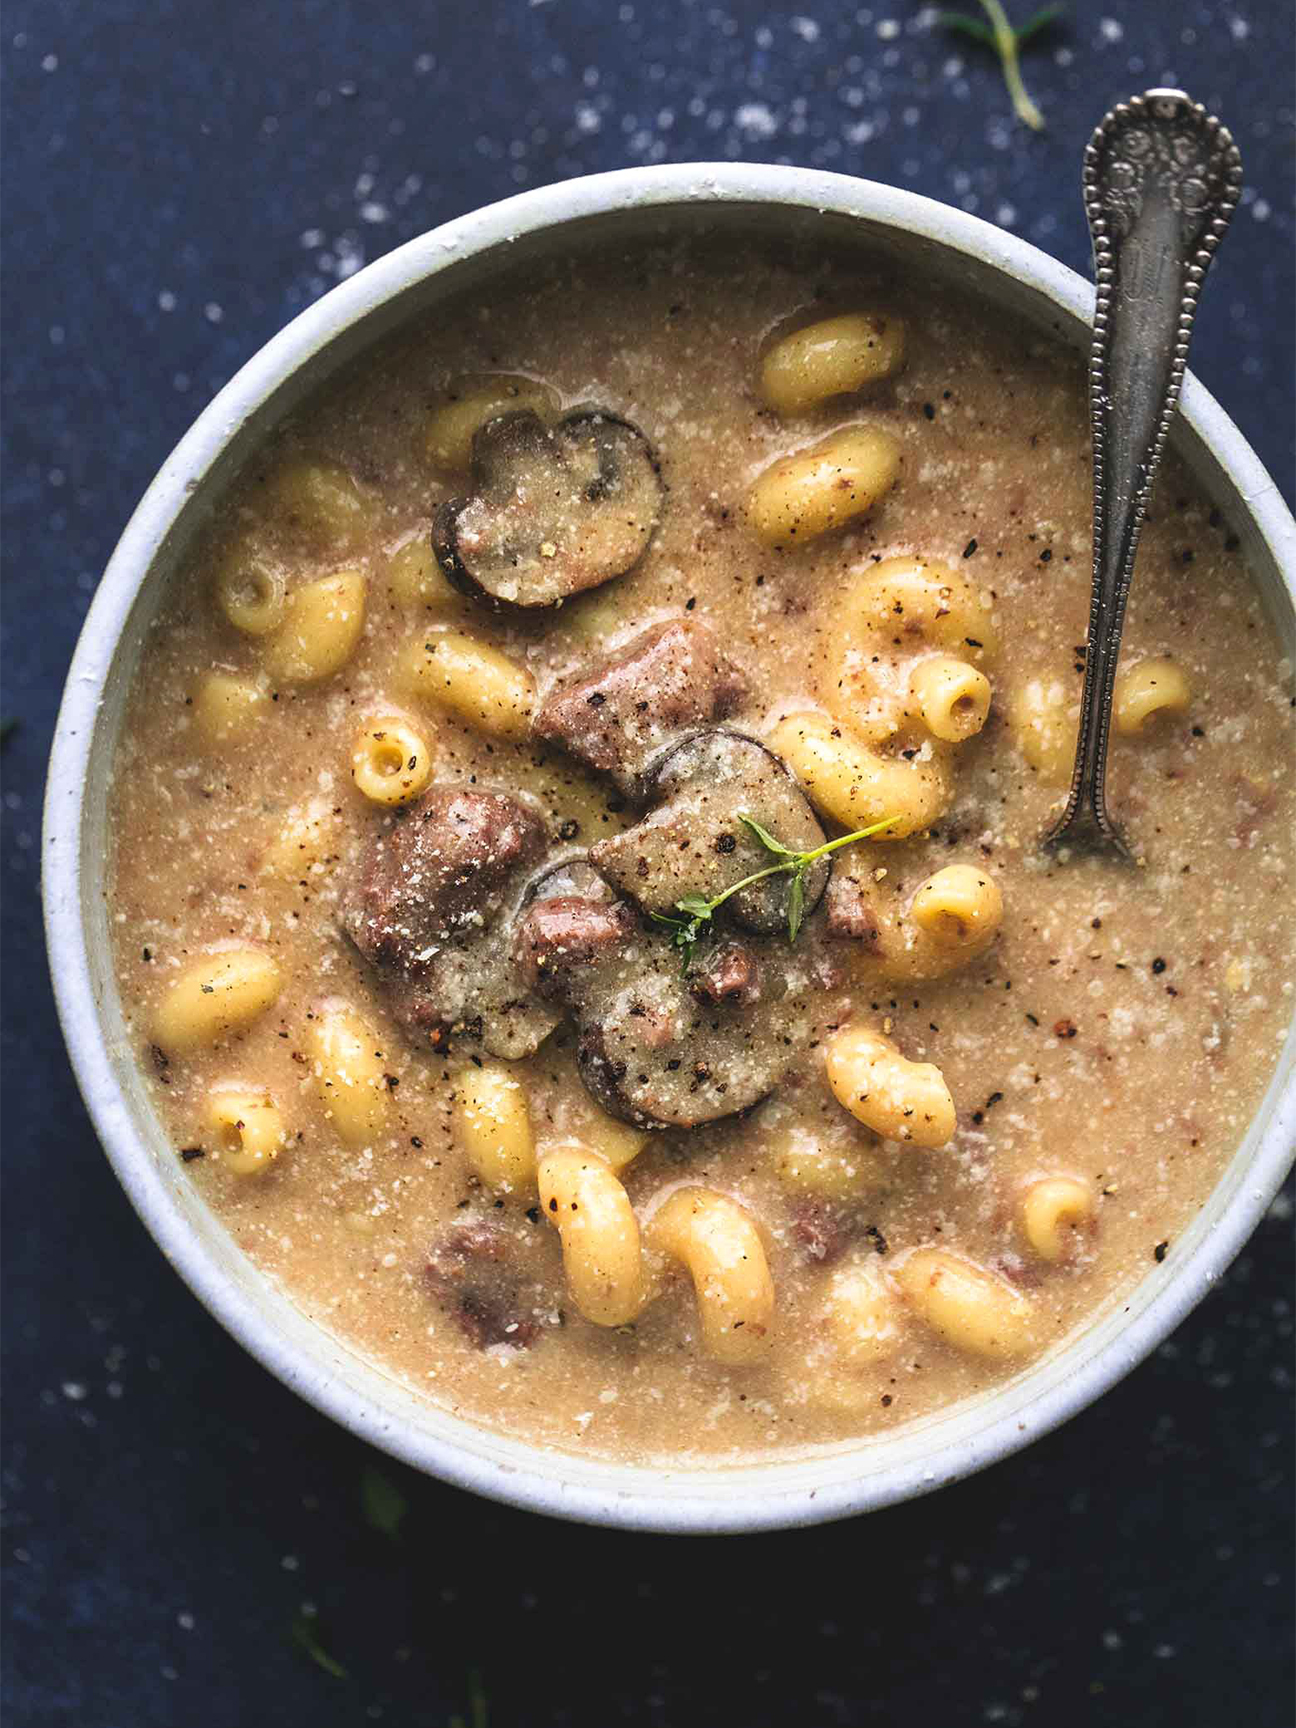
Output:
left=214, top=541, right=287, bottom=637
left=262, top=458, right=373, bottom=551
left=910, top=864, right=1003, bottom=953
left=768, top=711, right=952, bottom=838
left=827, top=557, right=997, bottom=746
left=648, top=1188, right=775, bottom=1365
left=261, top=796, right=336, bottom=879
left=825, top=1255, right=903, bottom=1364
left=206, top=1088, right=286, bottom=1175
left=1114, top=657, right=1191, bottom=734
left=538, top=1144, right=646, bottom=1326
left=308, top=1003, right=390, bottom=1147
left=351, top=715, right=434, bottom=806
left=399, top=630, right=536, bottom=738
left=153, top=949, right=282, bottom=1055
left=825, top=1024, right=956, bottom=1148
left=748, top=426, right=901, bottom=549
left=263, top=570, right=368, bottom=684
left=894, top=1247, right=1035, bottom=1359
left=1009, top=675, right=1078, bottom=783
left=760, top=312, right=905, bottom=414
left=1020, top=1176, right=1096, bottom=1263
left=386, top=534, right=460, bottom=610
left=909, top=655, right=992, bottom=743
left=773, top=1123, right=883, bottom=1200
left=455, top=1064, right=535, bottom=1192
left=192, top=672, right=268, bottom=746
left=425, top=375, right=560, bottom=471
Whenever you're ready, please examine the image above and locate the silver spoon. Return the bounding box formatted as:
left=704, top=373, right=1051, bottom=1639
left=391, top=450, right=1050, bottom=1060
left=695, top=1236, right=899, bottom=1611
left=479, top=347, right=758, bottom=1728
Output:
left=1045, top=88, right=1242, bottom=860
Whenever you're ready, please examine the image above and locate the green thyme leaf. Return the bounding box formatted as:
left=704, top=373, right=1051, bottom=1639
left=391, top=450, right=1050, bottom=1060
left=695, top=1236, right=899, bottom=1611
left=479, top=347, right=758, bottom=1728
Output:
left=1015, top=3, right=1065, bottom=45
left=360, top=1464, right=408, bottom=1541
left=787, top=872, right=805, bottom=944
left=657, top=812, right=898, bottom=957
left=937, top=10, right=996, bottom=45
left=291, top=1611, right=348, bottom=1679
left=739, top=815, right=798, bottom=858
left=0, top=718, right=18, bottom=747
left=676, top=894, right=716, bottom=918
left=937, top=0, right=1058, bottom=130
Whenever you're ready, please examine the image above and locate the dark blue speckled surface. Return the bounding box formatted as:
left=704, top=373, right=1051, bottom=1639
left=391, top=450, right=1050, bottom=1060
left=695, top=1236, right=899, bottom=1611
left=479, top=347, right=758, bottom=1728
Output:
left=2, top=3, right=1292, bottom=1724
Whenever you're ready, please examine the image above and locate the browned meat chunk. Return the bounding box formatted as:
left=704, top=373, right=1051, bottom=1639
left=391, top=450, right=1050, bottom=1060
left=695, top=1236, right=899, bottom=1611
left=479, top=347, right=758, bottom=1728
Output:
left=533, top=619, right=747, bottom=793
left=824, top=872, right=882, bottom=944
left=425, top=1221, right=540, bottom=1349
left=340, top=787, right=557, bottom=1058
left=344, top=788, right=546, bottom=957
left=688, top=940, right=762, bottom=1006
left=792, top=1201, right=851, bottom=1267
left=515, top=895, right=637, bottom=994
left=433, top=408, right=665, bottom=612
left=590, top=730, right=828, bottom=935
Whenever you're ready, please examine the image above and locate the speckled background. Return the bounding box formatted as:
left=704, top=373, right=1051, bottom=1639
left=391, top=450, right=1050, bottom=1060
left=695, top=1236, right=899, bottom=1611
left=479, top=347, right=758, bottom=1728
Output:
left=2, top=2, right=1293, bottom=1723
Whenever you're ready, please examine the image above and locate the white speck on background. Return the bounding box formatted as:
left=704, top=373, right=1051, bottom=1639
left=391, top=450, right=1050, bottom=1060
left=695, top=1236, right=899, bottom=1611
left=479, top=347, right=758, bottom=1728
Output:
left=735, top=102, right=778, bottom=140
left=791, top=16, right=821, bottom=42
left=845, top=119, right=876, bottom=144
left=877, top=18, right=900, bottom=39
left=996, top=202, right=1017, bottom=226
left=157, top=290, right=176, bottom=312
left=61, top=1381, right=86, bottom=1401
left=41, top=52, right=57, bottom=71
left=203, top=302, right=223, bottom=324
left=48, top=324, right=64, bottom=344
left=359, top=201, right=389, bottom=224
left=1229, top=15, right=1250, bottom=40
left=1252, top=199, right=1271, bottom=221
left=1099, top=17, right=1123, bottom=42
left=575, top=101, right=601, bottom=134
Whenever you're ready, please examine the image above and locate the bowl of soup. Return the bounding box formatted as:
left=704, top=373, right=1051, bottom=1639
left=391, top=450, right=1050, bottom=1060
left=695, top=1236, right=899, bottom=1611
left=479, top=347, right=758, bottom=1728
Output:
left=43, top=165, right=1296, bottom=1532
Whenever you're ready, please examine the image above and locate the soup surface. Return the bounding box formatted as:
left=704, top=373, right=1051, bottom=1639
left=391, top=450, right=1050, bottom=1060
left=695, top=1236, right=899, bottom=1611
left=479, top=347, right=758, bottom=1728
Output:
left=107, top=235, right=1295, bottom=1464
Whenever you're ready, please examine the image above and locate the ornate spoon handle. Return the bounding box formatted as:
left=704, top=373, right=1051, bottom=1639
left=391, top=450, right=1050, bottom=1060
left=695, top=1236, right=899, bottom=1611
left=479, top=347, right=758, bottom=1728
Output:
left=1045, top=89, right=1242, bottom=858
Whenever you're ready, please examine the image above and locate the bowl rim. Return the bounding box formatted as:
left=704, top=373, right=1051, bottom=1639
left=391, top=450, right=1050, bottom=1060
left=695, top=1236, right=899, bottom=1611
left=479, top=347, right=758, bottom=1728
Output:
left=42, top=162, right=1296, bottom=1534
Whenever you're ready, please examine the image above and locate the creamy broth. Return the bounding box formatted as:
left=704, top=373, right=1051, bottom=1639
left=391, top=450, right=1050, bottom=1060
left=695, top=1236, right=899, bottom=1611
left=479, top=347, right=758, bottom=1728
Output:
left=107, top=236, right=1295, bottom=1463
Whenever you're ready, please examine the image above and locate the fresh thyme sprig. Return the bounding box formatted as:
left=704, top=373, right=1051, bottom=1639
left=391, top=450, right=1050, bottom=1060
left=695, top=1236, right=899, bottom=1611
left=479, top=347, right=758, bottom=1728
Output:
left=938, top=1, right=1064, bottom=131
left=651, top=812, right=896, bottom=970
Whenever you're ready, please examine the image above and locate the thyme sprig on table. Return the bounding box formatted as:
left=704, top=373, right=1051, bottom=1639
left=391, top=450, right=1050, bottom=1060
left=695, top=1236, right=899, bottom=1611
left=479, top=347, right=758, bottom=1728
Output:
left=938, top=1, right=1064, bottom=131
left=651, top=813, right=896, bottom=970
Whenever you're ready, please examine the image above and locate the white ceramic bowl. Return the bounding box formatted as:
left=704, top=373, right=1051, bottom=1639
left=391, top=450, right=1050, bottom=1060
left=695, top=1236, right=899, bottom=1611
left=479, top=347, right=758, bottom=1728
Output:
left=43, top=166, right=1296, bottom=1533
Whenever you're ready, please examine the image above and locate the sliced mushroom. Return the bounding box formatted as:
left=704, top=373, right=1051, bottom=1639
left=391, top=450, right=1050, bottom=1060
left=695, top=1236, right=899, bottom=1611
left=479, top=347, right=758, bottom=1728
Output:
left=433, top=408, right=665, bottom=612
left=589, top=730, right=830, bottom=936
left=573, top=933, right=809, bottom=1131
left=533, top=617, right=747, bottom=794
left=517, top=850, right=813, bottom=1131
left=339, top=786, right=559, bottom=1058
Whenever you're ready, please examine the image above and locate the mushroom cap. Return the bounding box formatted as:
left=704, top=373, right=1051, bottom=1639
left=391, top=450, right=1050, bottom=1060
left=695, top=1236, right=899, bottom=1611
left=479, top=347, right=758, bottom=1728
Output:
left=590, top=729, right=830, bottom=937
left=433, top=407, right=665, bottom=613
